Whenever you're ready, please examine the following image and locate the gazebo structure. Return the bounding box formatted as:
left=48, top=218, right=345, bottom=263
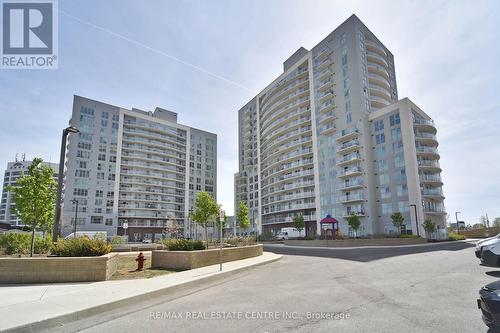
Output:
left=320, top=215, right=339, bottom=240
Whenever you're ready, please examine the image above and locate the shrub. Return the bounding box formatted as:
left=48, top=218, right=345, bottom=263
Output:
left=224, top=236, right=257, bottom=247
left=34, top=236, right=52, bottom=254
left=163, top=239, right=206, bottom=251
left=52, top=236, right=112, bottom=257
left=0, top=233, right=52, bottom=255
left=259, top=230, right=275, bottom=241
left=111, top=235, right=125, bottom=245
left=448, top=233, right=466, bottom=241
left=400, top=234, right=421, bottom=239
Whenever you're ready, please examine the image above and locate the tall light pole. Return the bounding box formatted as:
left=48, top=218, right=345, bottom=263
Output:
left=71, top=199, right=79, bottom=237
left=252, top=209, right=256, bottom=240
left=53, top=126, right=79, bottom=242
left=455, top=211, right=461, bottom=234
left=409, top=204, right=419, bottom=237
left=188, top=208, right=193, bottom=239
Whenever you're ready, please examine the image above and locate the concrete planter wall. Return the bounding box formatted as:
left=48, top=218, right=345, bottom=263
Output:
left=0, top=253, right=119, bottom=284
left=152, top=244, right=263, bottom=270
left=112, top=243, right=165, bottom=252
left=285, top=238, right=427, bottom=247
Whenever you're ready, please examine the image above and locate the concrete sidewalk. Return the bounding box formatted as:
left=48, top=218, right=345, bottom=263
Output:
left=0, top=252, right=281, bottom=332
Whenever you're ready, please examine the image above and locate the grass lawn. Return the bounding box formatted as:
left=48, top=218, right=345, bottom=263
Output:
left=110, top=254, right=176, bottom=280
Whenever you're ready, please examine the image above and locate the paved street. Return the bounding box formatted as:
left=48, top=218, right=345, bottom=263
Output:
left=52, top=241, right=496, bottom=333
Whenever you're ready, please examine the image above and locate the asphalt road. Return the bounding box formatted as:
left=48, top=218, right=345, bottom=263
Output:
left=52, top=241, right=498, bottom=333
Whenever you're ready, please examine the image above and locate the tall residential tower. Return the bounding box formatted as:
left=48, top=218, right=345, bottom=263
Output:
left=234, top=15, right=445, bottom=237
left=62, top=96, right=217, bottom=241
left=0, top=159, right=59, bottom=229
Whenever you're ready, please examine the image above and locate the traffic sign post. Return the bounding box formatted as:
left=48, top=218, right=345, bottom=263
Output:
left=219, top=209, right=225, bottom=272
left=123, top=222, right=129, bottom=243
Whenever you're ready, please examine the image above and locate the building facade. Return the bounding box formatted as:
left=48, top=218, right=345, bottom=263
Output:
left=234, top=14, right=446, bottom=237
left=62, top=96, right=217, bottom=241
left=0, top=159, right=59, bottom=229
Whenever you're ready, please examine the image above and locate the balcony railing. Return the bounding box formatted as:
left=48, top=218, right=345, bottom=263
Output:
left=339, top=178, right=364, bottom=189
left=416, top=146, right=439, bottom=155
left=414, top=118, right=435, bottom=126
left=422, top=188, right=444, bottom=197
left=338, top=139, right=360, bottom=152
left=336, top=127, right=359, bottom=141
left=339, top=194, right=364, bottom=203
left=338, top=166, right=362, bottom=177
left=420, top=175, right=442, bottom=183
left=418, top=160, right=440, bottom=168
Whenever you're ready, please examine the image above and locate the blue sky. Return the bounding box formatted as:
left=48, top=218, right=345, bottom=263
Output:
left=1, top=0, right=499, bottom=223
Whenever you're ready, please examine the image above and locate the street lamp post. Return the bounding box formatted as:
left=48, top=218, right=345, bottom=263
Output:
left=252, top=209, right=257, bottom=242
left=71, top=199, right=78, bottom=237
left=409, top=204, right=419, bottom=237
left=455, top=211, right=461, bottom=234
left=53, top=126, right=79, bottom=242
left=189, top=208, right=193, bottom=239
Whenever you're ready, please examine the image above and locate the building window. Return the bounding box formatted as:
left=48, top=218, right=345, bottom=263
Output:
left=374, top=120, right=384, bottom=132
left=375, top=133, right=385, bottom=145
left=380, top=186, right=391, bottom=199
left=391, top=127, right=402, bottom=141
left=394, top=155, right=405, bottom=168
left=381, top=203, right=393, bottom=215
left=105, top=218, right=113, bottom=226
left=397, top=184, right=408, bottom=196
left=91, top=216, right=103, bottom=224
left=379, top=173, right=389, bottom=185
left=390, top=113, right=400, bottom=126
left=377, top=159, right=388, bottom=172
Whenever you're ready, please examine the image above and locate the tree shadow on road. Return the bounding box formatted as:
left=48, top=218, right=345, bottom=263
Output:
left=264, top=241, right=475, bottom=262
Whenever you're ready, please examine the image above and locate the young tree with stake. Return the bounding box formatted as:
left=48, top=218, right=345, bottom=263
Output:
left=191, top=191, right=219, bottom=249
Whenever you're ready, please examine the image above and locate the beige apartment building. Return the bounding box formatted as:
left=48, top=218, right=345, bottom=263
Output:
left=234, top=14, right=446, bottom=237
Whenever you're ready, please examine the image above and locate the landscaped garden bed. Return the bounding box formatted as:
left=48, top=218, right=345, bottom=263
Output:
left=109, top=253, right=175, bottom=280
left=152, top=238, right=263, bottom=270
left=0, top=234, right=119, bottom=284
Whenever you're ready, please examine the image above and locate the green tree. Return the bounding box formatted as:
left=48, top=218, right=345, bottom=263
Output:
left=422, top=219, right=436, bottom=239
left=390, top=212, right=405, bottom=235
left=346, top=213, right=361, bottom=238
left=7, top=158, right=57, bottom=256
left=191, top=191, right=220, bottom=249
left=236, top=202, right=250, bottom=230
left=493, top=218, right=500, bottom=228
left=293, top=214, right=305, bottom=234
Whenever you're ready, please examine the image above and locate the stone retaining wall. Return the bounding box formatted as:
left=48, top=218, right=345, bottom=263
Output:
left=152, top=244, right=263, bottom=270
left=0, top=253, right=119, bottom=284
left=285, top=238, right=428, bottom=247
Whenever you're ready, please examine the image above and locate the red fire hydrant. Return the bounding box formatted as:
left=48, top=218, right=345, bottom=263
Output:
left=136, top=252, right=146, bottom=271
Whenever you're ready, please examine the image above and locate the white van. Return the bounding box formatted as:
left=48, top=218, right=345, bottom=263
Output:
left=276, top=227, right=306, bottom=240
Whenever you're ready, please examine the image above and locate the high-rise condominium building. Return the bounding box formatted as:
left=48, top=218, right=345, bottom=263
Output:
left=0, top=158, right=59, bottom=229
left=234, top=14, right=445, bottom=237
left=62, top=96, right=217, bottom=241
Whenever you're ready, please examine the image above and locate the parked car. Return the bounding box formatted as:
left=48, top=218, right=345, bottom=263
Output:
left=478, top=280, right=500, bottom=329
left=479, top=236, right=500, bottom=267
left=476, top=234, right=500, bottom=259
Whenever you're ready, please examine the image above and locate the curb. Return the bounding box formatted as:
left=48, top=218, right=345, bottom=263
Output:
left=274, top=239, right=470, bottom=250
left=4, top=254, right=282, bottom=333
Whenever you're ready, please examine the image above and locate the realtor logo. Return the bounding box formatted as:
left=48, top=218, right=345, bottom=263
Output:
left=1, top=0, right=58, bottom=69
